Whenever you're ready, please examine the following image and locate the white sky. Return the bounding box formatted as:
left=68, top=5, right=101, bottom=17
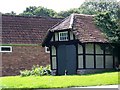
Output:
left=0, top=0, right=119, bottom=14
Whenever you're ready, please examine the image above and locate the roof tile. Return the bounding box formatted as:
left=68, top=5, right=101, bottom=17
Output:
left=2, top=15, right=62, bottom=44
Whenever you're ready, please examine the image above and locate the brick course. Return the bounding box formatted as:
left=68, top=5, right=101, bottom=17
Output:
left=1, top=45, right=50, bottom=76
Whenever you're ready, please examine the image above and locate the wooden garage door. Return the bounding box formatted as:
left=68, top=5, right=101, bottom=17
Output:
left=57, top=45, right=76, bottom=75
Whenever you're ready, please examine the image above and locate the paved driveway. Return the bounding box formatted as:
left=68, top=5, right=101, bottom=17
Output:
left=35, top=85, right=119, bottom=90
left=72, top=85, right=118, bottom=88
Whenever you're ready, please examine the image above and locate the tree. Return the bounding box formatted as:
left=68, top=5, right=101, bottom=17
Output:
left=57, top=0, right=119, bottom=18
left=57, top=8, right=80, bottom=18
left=19, top=6, right=58, bottom=17
left=34, top=6, right=56, bottom=17
left=5, top=11, right=16, bottom=15
left=79, top=0, right=119, bottom=15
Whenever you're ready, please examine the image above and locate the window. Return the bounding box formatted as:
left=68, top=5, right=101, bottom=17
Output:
left=59, top=31, right=68, bottom=41
left=45, top=46, right=50, bottom=53
left=86, top=55, right=94, bottom=68
left=86, top=44, right=94, bottom=54
left=0, top=46, right=12, bottom=52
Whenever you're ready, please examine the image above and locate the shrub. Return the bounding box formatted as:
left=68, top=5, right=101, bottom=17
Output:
left=20, top=65, right=51, bottom=77
left=20, top=70, right=31, bottom=77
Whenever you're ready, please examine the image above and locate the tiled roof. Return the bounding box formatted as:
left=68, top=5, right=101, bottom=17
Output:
left=2, top=15, right=62, bottom=44
left=49, top=14, right=109, bottom=43
left=50, top=15, right=72, bottom=31
left=73, top=14, right=108, bottom=43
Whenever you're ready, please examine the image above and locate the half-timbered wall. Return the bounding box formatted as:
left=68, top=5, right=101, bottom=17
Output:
left=50, top=30, right=75, bottom=70
left=51, top=46, right=57, bottom=69
left=51, top=31, right=75, bottom=42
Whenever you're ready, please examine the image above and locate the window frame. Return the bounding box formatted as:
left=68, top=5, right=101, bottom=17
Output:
left=0, top=46, right=12, bottom=52
left=59, top=31, right=68, bottom=41
left=45, top=46, right=50, bottom=53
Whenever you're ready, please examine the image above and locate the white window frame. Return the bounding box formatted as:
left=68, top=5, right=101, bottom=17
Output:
left=0, top=46, right=12, bottom=52
left=59, top=31, right=68, bottom=41
left=45, top=46, right=50, bottom=53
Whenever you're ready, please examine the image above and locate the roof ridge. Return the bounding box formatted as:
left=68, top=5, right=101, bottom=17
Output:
left=69, top=13, right=74, bottom=29
left=74, top=13, right=95, bottom=17
left=2, top=14, right=63, bottom=20
left=50, top=16, right=69, bottom=32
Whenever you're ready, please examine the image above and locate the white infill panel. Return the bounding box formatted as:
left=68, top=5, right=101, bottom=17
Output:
left=70, top=31, right=74, bottom=40
left=55, top=33, right=58, bottom=41
left=52, top=46, right=56, bottom=55
left=52, top=57, right=57, bottom=69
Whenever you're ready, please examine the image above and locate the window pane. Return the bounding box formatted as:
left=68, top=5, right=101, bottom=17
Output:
left=1, top=47, right=10, bottom=51
left=78, top=44, right=83, bottom=54
left=86, top=55, right=94, bottom=68
left=105, top=55, right=113, bottom=68
left=59, top=31, right=68, bottom=41
left=78, top=55, right=83, bottom=68
left=86, top=44, right=94, bottom=54
left=96, top=44, right=103, bottom=54
left=96, top=56, right=104, bottom=68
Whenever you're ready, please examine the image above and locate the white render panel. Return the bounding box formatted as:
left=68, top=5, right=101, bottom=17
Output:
left=70, top=31, right=74, bottom=40
left=52, top=57, right=57, bottom=69
left=86, top=55, right=94, bottom=68
left=96, top=56, right=104, bottom=68
left=78, top=55, right=83, bottom=68
left=96, top=44, right=103, bottom=54
left=52, top=46, right=56, bottom=55
left=105, top=55, right=113, bottom=68
left=86, top=44, right=94, bottom=54
left=55, top=33, right=58, bottom=41
left=78, top=44, right=83, bottom=54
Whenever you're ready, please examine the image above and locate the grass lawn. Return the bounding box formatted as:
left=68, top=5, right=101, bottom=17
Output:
left=0, top=71, right=119, bottom=89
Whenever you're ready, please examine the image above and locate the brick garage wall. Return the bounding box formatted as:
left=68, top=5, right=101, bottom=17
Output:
left=2, top=45, right=50, bottom=76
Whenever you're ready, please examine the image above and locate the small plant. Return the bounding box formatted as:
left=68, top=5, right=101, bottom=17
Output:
left=20, top=65, right=51, bottom=77
left=20, top=70, right=31, bottom=77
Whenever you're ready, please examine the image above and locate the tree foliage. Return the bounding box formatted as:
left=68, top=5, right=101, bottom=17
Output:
left=5, top=11, right=16, bottom=15
left=79, top=0, right=119, bottom=15
left=19, top=6, right=57, bottom=17
left=95, top=12, right=119, bottom=43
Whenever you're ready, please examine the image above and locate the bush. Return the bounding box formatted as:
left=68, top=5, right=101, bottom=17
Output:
left=20, top=70, right=31, bottom=77
left=20, top=65, right=51, bottom=77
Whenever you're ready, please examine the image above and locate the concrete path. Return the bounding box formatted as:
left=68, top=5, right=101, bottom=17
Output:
left=36, top=85, right=119, bottom=90
left=72, top=85, right=119, bottom=88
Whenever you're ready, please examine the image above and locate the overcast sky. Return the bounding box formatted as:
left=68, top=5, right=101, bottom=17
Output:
left=0, top=0, right=119, bottom=14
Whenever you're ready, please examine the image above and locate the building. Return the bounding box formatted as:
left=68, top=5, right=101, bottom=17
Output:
left=1, top=14, right=62, bottom=76
left=42, top=14, right=119, bottom=75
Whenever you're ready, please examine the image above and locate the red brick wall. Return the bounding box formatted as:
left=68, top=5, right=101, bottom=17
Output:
left=1, top=46, right=50, bottom=76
